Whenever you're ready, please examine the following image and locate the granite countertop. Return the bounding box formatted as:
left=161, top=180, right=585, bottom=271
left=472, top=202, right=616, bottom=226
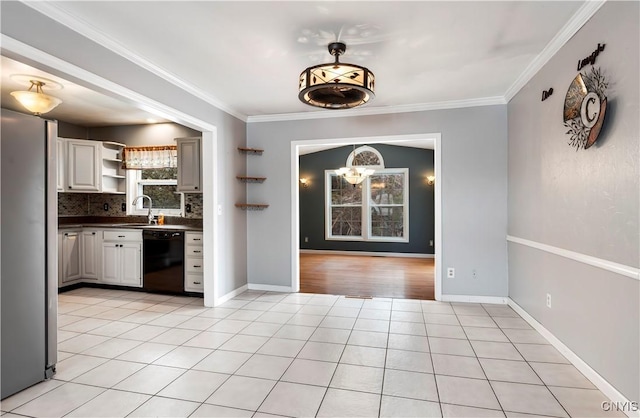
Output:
left=59, top=223, right=203, bottom=231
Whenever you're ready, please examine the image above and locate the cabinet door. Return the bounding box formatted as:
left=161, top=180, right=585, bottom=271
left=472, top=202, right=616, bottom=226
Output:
left=57, top=138, right=66, bottom=191
left=81, top=230, right=101, bottom=280
left=177, top=138, right=201, bottom=192
left=101, top=243, right=120, bottom=283
left=67, top=140, right=100, bottom=192
left=61, top=232, right=81, bottom=282
left=120, top=243, right=142, bottom=287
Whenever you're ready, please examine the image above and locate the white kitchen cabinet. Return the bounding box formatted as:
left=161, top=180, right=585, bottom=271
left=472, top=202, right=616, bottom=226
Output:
left=101, top=229, right=142, bottom=287
left=57, top=137, right=66, bottom=192
left=177, top=137, right=202, bottom=192
left=81, top=229, right=101, bottom=280
left=184, top=232, right=204, bottom=293
left=67, top=139, right=101, bottom=192
left=101, top=142, right=126, bottom=194
left=60, top=230, right=81, bottom=283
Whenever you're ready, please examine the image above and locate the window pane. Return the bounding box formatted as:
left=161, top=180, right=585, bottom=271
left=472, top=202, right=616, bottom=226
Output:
left=370, top=207, right=404, bottom=237
left=331, top=174, right=362, bottom=205
left=370, top=174, right=404, bottom=204
left=353, top=150, right=380, bottom=166
left=142, top=184, right=181, bottom=209
left=331, top=207, right=361, bottom=236
left=142, top=167, right=178, bottom=180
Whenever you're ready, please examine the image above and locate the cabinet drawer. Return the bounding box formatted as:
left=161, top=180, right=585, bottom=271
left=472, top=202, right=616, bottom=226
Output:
left=103, top=230, right=142, bottom=242
left=186, top=233, right=203, bottom=245
left=186, top=259, right=204, bottom=274
left=185, top=273, right=204, bottom=292
left=186, top=245, right=204, bottom=257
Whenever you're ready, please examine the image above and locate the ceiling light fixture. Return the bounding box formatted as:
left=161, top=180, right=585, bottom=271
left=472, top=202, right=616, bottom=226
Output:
left=10, top=76, right=63, bottom=115
left=299, top=42, right=375, bottom=109
left=335, top=144, right=375, bottom=185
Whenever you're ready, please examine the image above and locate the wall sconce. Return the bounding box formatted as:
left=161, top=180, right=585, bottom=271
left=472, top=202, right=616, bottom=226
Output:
left=299, top=178, right=309, bottom=188
left=426, top=175, right=435, bottom=186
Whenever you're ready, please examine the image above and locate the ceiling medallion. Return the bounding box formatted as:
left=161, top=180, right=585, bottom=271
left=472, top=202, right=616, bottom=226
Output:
left=298, top=42, right=375, bottom=109
left=563, top=66, right=608, bottom=150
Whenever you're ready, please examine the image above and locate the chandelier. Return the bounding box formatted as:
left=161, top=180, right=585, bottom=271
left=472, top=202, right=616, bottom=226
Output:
left=299, top=42, right=375, bottom=109
left=10, top=76, right=62, bottom=115
left=335, top=144, right=375, bottom=185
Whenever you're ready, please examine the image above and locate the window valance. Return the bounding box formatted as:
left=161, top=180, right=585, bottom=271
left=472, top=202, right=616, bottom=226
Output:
left=122, top=145, right=177, bottom=169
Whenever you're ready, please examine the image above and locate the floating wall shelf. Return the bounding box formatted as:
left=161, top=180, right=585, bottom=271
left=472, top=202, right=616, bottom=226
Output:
left=237, top=147, right=264, bottom=155
left=236, top=176, right=266, bottom=183
left=235, top=203, right=269, bottom=211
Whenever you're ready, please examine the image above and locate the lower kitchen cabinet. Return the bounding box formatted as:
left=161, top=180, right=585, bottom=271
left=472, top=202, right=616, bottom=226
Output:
left=101, top=230, right=142, bottom=287
left=81, top=229, right=101, bottom=280
left=184, top=232, right=204, bottom=292
left=59, top=230, right=82, bottom=284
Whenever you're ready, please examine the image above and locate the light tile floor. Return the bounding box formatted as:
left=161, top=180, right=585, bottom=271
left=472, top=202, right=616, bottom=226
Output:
left=0, top=288, right=625, bottom=418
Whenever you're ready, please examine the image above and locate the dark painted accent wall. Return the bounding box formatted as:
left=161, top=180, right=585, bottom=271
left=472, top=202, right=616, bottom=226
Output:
left=299, top=144, right=434, bottom=254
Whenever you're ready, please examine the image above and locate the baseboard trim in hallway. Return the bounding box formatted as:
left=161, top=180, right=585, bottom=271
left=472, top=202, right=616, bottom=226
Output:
left=248, top=284, right=294, bottom=293
left=440, top=294, right=508, bottom=304
left=508, top=298, right=638, bottom=418
left=300, top=249, right=435, bottom=259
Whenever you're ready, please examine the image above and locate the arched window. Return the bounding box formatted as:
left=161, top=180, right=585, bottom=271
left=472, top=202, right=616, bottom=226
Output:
left=346, top=145, right=385, bottom=169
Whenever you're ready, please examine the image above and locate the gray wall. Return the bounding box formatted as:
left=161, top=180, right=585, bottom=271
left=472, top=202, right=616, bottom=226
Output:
left=300, top=144, right=435, bottom=254
left=247, top=105, right=508, bottom=296
left=507, top=1, right=639, bottom=401
left=1, top=2, right=248, bottom=299
left=88, top=123, right=200, bottom=146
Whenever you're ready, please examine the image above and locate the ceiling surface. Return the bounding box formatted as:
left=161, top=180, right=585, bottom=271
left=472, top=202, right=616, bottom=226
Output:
left=1, top=56, right=168, bottom=127
left=15, top=0, right=586, bottom=122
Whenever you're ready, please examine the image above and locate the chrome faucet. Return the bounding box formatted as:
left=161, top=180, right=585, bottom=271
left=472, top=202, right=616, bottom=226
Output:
left=132, top=195, right=155, bottom=224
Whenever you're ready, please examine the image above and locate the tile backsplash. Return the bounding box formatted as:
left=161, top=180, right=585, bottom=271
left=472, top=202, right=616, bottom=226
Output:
left=58, top=193, right=203, bottom=219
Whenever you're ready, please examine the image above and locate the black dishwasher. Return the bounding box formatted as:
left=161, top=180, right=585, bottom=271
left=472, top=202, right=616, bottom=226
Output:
left=143, top=230, right=184, bottom=293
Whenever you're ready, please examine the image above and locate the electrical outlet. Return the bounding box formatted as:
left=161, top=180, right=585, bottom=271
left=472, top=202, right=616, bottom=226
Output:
left=185, top=203, right=192, bottom=213
left=447, top=268, right=455, bottom=278
left=304, top=237, right=309, bottom=243
left=121, top=203, right=126, bottom=212
left=103, top=203, right=109, bottom=211
left=429, top=240, right=434, bottom=246
left=546, top=293, right=552, bottom=308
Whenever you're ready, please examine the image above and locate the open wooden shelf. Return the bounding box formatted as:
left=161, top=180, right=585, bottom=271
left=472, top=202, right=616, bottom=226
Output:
left=235, top=203, right=269, bottom=211
left=236, top=176, right=266, bottom=183
left=237, top=147, right=264, bottom=155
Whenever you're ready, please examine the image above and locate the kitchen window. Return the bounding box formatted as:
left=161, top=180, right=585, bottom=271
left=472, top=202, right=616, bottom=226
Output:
left=325, top=168, right=409, bottom=242
left=127, top=167, right=184, bottom=216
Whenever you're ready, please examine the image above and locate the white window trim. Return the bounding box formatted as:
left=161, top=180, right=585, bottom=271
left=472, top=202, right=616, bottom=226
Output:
left=325, top=168, right=409, bottom=243
left=126, top=170, right=184, bottom=217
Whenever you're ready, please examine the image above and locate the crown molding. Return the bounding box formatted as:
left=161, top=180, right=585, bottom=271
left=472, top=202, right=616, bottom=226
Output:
left=22, top=1, right=248, bottom=122
left=504, top=0, right=606, bottom=102
left=247, top=96, right=506, bottom=123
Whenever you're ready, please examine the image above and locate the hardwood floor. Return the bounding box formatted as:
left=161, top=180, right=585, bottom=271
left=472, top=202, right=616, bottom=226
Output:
left=299, top=253, right=435, bottom=300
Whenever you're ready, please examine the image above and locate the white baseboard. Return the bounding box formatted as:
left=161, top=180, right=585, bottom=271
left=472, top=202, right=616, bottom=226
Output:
left=299, top=249, right=434, bottom=259
left=508, top=298, right=638, bottom=418
left=214, top=284, right=247, bottom=306
left=247, top=284, right=293, bottom=293
left=440, top=294, right=508, bottom=304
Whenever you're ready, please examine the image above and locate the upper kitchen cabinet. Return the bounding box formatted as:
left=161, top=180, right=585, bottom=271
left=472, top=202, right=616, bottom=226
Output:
left=100, top=142, right=126, bottom=194
left=176, top=137, right=202, bottom=192
left=62, top=138, right=126, bottom=193
left=67, top=139, right=101, bottom=192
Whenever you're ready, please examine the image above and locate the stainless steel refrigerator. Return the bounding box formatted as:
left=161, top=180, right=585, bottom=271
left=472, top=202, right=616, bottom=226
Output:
left=1, top=108, right=58, bottom=399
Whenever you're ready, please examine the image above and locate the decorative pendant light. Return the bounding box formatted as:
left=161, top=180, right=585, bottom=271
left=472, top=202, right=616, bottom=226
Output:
left=299, top=42, right=375, bottom=109
left=335, top=144, right=375, bottom=185
left=10, top=76, right=62, bottom=115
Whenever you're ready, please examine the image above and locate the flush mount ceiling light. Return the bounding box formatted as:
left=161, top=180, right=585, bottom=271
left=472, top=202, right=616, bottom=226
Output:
left=10, top=75, right=63, bottom=115
left=299, top=42, right=375, bottom=109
